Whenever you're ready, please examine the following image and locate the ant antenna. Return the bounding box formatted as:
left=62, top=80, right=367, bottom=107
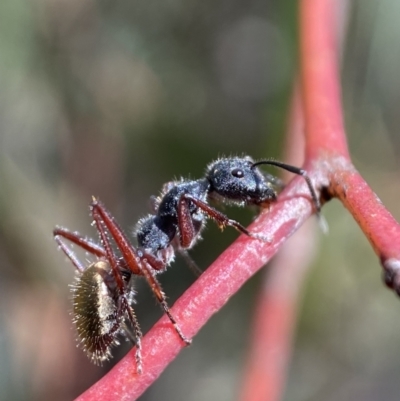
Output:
left=251, top=159, right=328, bottom=232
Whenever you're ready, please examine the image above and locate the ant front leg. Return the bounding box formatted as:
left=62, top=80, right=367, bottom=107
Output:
left=90, top=197, right=191, bottom=345
left=179, top=194, right=272, bottom=243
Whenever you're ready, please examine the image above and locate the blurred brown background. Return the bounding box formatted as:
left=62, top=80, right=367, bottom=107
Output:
left=0, top=0, right=400, bottom=400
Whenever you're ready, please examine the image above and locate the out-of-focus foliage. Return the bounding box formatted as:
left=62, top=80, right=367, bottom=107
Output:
left=0, top=0, right=399, bottom=400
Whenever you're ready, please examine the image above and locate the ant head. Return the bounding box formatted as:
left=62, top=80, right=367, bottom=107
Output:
left=205, top=156, right=277, bottom=206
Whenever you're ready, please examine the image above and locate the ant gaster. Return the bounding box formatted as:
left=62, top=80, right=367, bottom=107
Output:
left=53, top=156, right=321, bottom=373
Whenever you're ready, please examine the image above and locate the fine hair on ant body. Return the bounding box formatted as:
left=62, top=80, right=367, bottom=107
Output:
left=53, top=155, right=321, bottom=373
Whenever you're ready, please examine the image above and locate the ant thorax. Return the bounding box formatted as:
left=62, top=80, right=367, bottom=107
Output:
left=136, top=178, right=210, bottom=255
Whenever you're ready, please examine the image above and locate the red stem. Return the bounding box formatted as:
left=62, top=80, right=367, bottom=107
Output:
left=300, top=0, right=349, bottom=159
left=330, top=167, right=400, bottom=286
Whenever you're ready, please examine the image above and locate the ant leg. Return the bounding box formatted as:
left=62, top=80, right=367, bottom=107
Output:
left=176, top=194, right=198, bottom=248
left=91, top=199, right=145, bottom=371
left=91, top=198, right=171, bottom=278
left=141, top=259, right=191, bottom=345
left=180, top=194, right=271, bottom=242
left=53, top=227, right=106, bottom=258
left=54, top=236, right=85, bottom=272
left=90, top=197, right=191, bottom=345
left=91, top=203, right=133, bottom=292
left=90, top=198, right=143, bottom=275
left=133, top=249, right=192, bottom=343
left=122, top=299, right=143, bottom=374
left=178, top=250, right=203, bottom=277
left=53, top=227, right=107, bottom=272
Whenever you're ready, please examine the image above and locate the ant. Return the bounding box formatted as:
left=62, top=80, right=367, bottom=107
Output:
left=53, top=156, right=321, bottom=373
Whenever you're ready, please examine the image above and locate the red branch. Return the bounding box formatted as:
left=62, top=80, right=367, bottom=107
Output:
left=300, top=0, right=400, bottom=285
left=300, top=0, right=349, bottom=159
left=330, top=168, right=400, bottom=288
left=74, top=0, right=400, bottom=400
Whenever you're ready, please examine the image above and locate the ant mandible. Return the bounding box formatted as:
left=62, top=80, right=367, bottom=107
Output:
left=53, top=156, right=321, bottom=373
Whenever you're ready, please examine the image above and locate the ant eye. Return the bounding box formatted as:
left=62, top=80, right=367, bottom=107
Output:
left=231, top=168, right=244, bottom=178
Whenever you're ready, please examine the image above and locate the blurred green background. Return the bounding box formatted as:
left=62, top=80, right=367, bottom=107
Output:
left=0, top=0, right=400, bottom=400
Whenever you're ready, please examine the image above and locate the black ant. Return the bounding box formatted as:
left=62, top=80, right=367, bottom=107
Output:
left=53, top=156, right=321, bottom=373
